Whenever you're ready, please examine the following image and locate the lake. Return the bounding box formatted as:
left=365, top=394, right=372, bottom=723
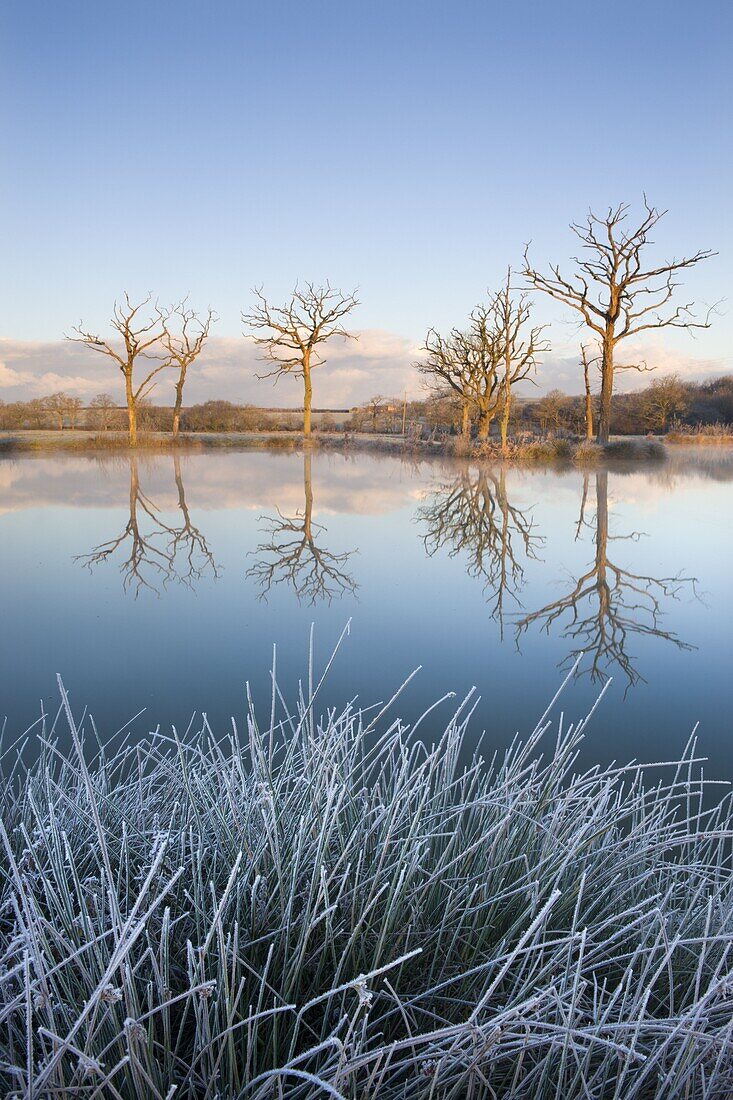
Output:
left=1, top=446, right=732, bottom=777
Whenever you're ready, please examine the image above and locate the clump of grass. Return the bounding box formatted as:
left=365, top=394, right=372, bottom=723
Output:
left=668, top=423, right=733, bottom=445
left=573, top=439, right=604, bottom=465
left=2, top=648, right=733, bottom=1098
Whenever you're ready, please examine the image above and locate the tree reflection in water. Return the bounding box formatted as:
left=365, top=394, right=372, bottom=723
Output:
left=517, top=470, right=698, bottom=688
left=247, top=451, right=358, bottom=604
left=76, top=455, right=220, bottom=596
left=418, top=465, right=543, bottom=634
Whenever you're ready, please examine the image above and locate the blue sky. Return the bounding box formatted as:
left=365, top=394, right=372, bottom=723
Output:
left=1, top=0, right=731, bottom=402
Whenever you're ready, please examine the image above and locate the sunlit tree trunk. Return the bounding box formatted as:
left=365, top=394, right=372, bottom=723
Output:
left=583, top=358, right=594, bottom=440
left=500, top=388, right=511, bottom=451
left=172, top=380, right=185, bottom=438
left=477, top=409, right=492, bottom=439
left=125, top=373, right=138, bottom=447
left=597, top=328, right=615, bottom=445
left=461, top=399, right=470, bottom=438
left=303, top=352, right=313, bottom=437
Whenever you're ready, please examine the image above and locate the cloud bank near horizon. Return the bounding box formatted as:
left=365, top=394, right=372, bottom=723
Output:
left=0, top=331, right=729, bottom=408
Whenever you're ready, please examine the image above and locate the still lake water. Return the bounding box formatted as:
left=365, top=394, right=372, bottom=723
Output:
left=1, top=447, right=732, bottom=776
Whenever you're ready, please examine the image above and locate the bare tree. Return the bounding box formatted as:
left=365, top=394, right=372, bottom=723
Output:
left=22, top=399, right=48, bottom=428
left=641, top=373, right=689, bottom=432
left=42, top=392, right=81, bottom=430
left=242, top=283, right=359, bottom=438
left=365, top=394, right=386, bottom=433
left=162, top=301, right=217, bottom=437
left=68, top=293, right=169, bottom=446
left=536, top=389, right=569, bottom=433
left=494, top=269, right=549, bottom=451
left=88, top=393, right=119, bottom=431
left=418, top=305, right=504, bottom=439
left=523, top=200, right=715, bottom=443
left=247, top=452, right=358, bottom=603
left=65, top=394, right=83, bottom=428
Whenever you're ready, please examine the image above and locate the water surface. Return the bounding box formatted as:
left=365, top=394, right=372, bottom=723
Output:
left=1, top=447, right=731, bottom=775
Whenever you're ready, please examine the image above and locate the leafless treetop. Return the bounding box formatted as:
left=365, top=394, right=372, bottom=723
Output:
left=162, top=299, right=217, bottom=369
left=522, top=200, right=716, bottom=344
left=242, top=282, right=359, bottom=380
left=420, top=304, right=503, bottom=403
left=67, top=292, right=170, bottom=402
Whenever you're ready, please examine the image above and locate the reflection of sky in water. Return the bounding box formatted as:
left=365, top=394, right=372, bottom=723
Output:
left=1, top=448, right=732, bottom=778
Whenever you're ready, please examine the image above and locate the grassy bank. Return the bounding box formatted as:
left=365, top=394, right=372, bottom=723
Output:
left=0, top=429, right=669, bottom=465
left=2, top=658, right=732, bottom=1098
left=668, top=426, right=733, bottom=446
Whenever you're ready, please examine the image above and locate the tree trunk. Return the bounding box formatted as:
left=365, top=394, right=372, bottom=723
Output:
left=596, top=330, right=614, bottom=445
left=500, top=390, right=511, bottom=452
left=172, top=377, right=185, bottom=438
left=585, top=387, right=594, bottom=440
left=125, top=373, right=138, bottom=447
left=477, top=410, right=491, bottom=440
left=461, top=400, right=470, bottom=438
left=303, top=365, right=312, bottom=437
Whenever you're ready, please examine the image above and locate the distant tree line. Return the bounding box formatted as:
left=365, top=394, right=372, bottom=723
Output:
left=4, top=373, right=731, bottom=439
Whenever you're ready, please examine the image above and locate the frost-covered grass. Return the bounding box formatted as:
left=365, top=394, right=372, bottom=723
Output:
left=2, top=650, right=733, bottom=1099
left=667, top=424, right=733, bottom=445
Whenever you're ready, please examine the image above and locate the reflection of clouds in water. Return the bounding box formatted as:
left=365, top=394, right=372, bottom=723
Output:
left=0, top=451, right=432, bottom=518
left=0, top=447, right=719, bottom=694
left=3, top=447, right=732, bottom=522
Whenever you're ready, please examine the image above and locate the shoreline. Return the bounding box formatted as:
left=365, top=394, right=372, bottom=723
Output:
left=0, top=428, right=686, bottom=465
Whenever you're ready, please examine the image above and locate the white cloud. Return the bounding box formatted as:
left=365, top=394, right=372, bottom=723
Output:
left=522, top=333, right=730, bottom=396
left=0, top=331, right=420, bottom=407
left=0, top=328, right=728, bottom=405
left=0, top=451, right=428, bottom=518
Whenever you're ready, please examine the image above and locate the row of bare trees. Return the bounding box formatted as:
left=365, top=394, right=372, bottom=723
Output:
left=69, top=285, right=359, bottom=446
left=63, top=199, right=713, bottom=447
